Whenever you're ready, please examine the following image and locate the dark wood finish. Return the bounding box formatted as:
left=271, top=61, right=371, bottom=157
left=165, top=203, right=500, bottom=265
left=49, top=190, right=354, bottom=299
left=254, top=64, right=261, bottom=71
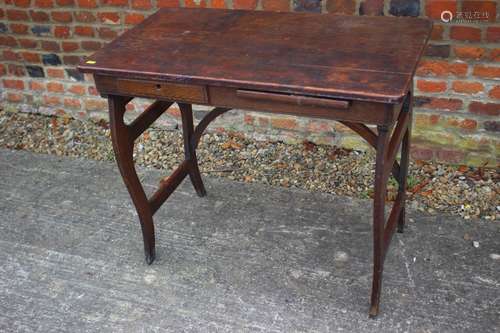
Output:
left=207, top=86, right=398, bottom=125
left=129, top=100, right=172, bottom=140
left=78, top=8, right=430, bottom=318
left=108, top=96, right=156, bottom=264
left=79, top=7, right=431, bottom=104
left=236, top=90, right=351, bottom=109
left=95, top=76, right=208, bottom=103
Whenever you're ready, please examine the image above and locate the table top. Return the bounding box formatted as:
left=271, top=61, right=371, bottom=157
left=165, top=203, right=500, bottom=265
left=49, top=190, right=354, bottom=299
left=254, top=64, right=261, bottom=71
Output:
left=78, top=8, right=432, bottom=104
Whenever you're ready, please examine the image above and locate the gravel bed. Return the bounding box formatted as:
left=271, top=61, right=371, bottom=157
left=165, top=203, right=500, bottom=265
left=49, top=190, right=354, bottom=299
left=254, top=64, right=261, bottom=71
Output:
left=0, top=109, right=498, bottom=221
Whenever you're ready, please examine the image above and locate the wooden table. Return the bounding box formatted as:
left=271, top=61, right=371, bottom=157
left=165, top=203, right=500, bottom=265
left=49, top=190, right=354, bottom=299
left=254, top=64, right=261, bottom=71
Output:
left=78, top=8, right=432, bottom=317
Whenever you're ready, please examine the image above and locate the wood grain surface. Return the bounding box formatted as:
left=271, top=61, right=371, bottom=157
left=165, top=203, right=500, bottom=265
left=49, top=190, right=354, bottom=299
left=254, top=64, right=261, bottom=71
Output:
left=78, top=8, right=432, bottom=103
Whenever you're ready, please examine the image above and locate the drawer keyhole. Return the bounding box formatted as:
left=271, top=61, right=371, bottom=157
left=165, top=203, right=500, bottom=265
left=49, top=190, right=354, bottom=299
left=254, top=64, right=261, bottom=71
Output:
left=155, top=84, right=161, bottom=90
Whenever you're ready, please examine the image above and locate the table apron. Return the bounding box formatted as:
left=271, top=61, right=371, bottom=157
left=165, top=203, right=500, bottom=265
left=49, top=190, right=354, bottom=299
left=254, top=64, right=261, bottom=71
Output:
left=95, top=75, right=401, bottom=125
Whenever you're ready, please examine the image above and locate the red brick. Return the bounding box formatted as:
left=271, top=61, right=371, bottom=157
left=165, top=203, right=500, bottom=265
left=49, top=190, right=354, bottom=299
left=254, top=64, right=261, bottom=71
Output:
left=3, top=50, right=19, bottom=61
left=3, top=79, right=25, bottom=90
left=43, top=95, right=61, bottom=106
left=62, top=41, right=79, bottom=52
left=359, top=0, right=384, bottom=15
left=75, top=11, right=96, bottom=22
left=20, top=51, right=40, bottom=63
left=211, top=0, right=226, bottom=8
left=415, top=97, right=463, bottom=111
left=415, top=113, right=441, bottom=127
left=131, top=0, right=151, bottom=9
left=307, top=120, right=334, bottom=133
left=47, top=81, right=64, bottom=93
left=62, top=55, right=81, bottom=65
left=19, top=38, right=38, bottom=48
left=8, top=64, right=26, bottom=76
left=416, top=80, right=447, bottom=93
left=81, top=40, right=101, bottom=51
left=445, top=117, right=478, bottom=130
left=0, top=8, right=3, bottom=19
left=41, top=40, right=60, bottom=52
left=7, top=9, right=29, bottom=20
left=10, top=23, right=29, bottom=34
left=472, top=65, right=500, bottom=79
left=462, top=1, right=496, bottom=23
left=157, top=0, right=178, bottom=7
left=416, top=60, right=468, bottom=77
left=489, top=86, right=500, bottom=99
left=451, top=81, right=484, bottom=94
left=262, top=0, right=289, bottom=11
left=233, top=0, right=257, bottom=9
left=486, top=27, right=500, bottom=43
left=425, top=0, right=457, bottom=20
left=84, top=98, right=107, bottom=111
left=326, top=0, right=356, bottom=14
left=34, top=0, right=53, bottom=7
left=52, top=11, right=72, bottom=22
left=54, top=26, right=71, bottom=38
left=469, top=102, right=500, bottom=116
left=271, top=117, right=298, bottom=130
left=125, top=13, right=145, bottom=25
left=46, top=68, right=65, bottom=78
left=0, top=36, right=17, bottom=47
left=411, top=146, right=434, bottom=161
left=13, top=0, right=31, bottom=7
left=74, top=26, right=94, bottom=37
left=450, top=26, right=481, bottom=42
left=98, top=12, right=121, bottom=24
left=56, top=0, right=74, bottom=5
left=459, top=119, right=477, bottom=130
left=6, top=92, right=23, bottom=103
left=64, top=97, right=81, bottom=109
left=185, top=0, right=206, bottom=7
left=489, top=49, right=500, bottom=62
left=30, top=81, right=45, bottom=91
left=453, top=46, right=485, bottom=60
left=77, top=0, right=96, bottom=7
left=30, top=10, right=50, bottom=21
left=68, top=84, right=86, bottom=95
left=96, top=27, right=117, bottom=39
left=101, top=0, right=128, bottom=5
left=430, top=24, right=444, bottom=41
left=0, top=64, right=5, bottom=76
left=436, top=149, right=465, bottom=164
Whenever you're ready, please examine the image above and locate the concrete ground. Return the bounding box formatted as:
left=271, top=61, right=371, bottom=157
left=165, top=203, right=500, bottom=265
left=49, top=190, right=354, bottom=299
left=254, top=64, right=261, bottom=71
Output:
left=0, top=148, right=498, bottom=333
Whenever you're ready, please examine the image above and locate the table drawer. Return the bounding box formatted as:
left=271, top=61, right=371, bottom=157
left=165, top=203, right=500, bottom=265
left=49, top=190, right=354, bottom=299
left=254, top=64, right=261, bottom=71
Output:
left=207, top=86, right=395, bottom=124
left=95, top=76, right=208, bottom=104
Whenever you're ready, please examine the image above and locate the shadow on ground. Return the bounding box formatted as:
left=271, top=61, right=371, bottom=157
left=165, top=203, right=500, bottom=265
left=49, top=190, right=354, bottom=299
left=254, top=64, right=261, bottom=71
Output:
left=0, top=149, right=498, bottom=332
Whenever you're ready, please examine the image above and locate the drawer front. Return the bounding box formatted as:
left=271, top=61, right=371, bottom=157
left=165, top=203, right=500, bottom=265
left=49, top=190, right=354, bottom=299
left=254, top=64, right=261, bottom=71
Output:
left=95, top=76, right=208, bottom=104
left=208, top=86, right=394, bottom=124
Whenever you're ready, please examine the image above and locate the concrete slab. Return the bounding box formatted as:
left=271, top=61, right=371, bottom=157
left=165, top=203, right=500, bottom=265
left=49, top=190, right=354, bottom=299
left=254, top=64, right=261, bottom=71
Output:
left=0, top=148, right=498, bottom=332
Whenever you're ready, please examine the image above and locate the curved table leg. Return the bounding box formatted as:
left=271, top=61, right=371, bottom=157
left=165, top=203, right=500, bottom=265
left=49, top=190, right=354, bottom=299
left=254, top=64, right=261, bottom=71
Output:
left=179, top=103, right=206, bottom=197
left=398, top=93, right=412, bottom=233
left=109, top=95, right=156, bottom=264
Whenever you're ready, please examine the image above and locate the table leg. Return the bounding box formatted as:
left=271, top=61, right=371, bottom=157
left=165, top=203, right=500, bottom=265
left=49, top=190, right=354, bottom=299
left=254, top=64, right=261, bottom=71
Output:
left=108, top=96, right=157, bottom=264
left=179, top=103, right=206, bottom=197
left=368, top=92, right=412, bottom=317
left=108, top=96, right=231, bottom=264
left=369, top=124, right=390, bottom=318
left=397, top=95, right=412, bottom=233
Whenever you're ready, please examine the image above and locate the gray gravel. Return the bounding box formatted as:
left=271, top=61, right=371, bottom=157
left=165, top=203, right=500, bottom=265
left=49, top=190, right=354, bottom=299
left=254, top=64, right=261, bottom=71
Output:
left=0, top=109, right=498, bottom=221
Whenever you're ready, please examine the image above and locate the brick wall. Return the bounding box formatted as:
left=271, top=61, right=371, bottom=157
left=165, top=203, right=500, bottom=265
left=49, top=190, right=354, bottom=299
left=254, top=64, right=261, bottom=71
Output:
left=1, top=0, right=499, bottom=166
